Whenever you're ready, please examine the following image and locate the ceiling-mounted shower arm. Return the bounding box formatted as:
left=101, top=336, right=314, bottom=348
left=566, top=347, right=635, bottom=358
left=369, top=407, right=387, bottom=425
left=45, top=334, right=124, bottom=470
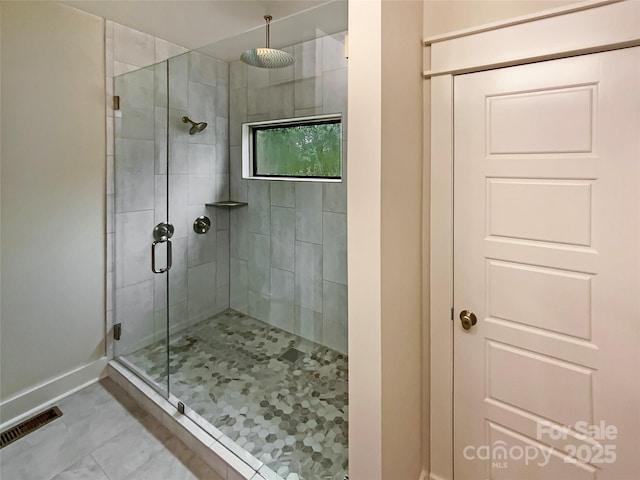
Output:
left=264, top=15, right=272, bottom=48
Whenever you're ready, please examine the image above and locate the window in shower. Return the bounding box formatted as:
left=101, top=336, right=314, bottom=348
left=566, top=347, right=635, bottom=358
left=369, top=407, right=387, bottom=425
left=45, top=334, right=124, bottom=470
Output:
left=242, top=114, right=342, bottom=181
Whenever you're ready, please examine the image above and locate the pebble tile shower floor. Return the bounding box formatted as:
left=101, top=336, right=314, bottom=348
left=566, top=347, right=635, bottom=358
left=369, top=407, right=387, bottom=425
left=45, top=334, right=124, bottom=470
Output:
left=125, top=309, right=348, bottom=480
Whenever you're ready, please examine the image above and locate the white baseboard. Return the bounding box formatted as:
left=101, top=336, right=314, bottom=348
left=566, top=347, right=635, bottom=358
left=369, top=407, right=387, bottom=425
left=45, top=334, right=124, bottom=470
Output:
left=0, top=356, right=109, bottom=431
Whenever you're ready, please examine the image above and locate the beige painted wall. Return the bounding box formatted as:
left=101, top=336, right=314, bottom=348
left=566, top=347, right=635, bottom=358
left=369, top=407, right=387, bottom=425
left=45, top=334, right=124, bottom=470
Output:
left=381, top=1, right=425, bottom=478
left=423, top=0, right=578, bottom=37
left=0, top=1, right=105, bottom=413
left=348, top=0, right=383, bottom=477
left=348, top=0, right=424, bottom=478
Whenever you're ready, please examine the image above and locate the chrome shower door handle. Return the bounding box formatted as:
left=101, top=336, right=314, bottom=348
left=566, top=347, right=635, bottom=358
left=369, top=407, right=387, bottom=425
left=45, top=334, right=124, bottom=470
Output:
left=151, top=239, right=172, bottom=274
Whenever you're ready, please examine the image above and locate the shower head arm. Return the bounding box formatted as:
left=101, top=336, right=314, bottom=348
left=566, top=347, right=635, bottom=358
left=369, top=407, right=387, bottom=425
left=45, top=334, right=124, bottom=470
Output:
left=264, top=15, right=272, bottom=48
left=181, top=116, right=207, bottom=135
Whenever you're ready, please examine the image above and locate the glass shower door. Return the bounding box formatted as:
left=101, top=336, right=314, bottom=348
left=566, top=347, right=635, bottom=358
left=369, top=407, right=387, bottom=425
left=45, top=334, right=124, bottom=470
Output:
left=113, top=49, right=223, bottom=433
left=113, top=61, right=171, bottom=397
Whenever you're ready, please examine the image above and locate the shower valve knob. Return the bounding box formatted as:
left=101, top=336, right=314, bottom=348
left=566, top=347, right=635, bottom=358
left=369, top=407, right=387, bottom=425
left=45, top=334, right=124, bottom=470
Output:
left=193, top=216, right=211, bottom=234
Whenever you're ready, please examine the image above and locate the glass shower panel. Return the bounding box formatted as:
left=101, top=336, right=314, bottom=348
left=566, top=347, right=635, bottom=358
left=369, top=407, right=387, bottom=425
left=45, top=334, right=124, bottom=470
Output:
left=165, top=51, right=224, bottom=427
left=113, top=62, right=170, bottom=397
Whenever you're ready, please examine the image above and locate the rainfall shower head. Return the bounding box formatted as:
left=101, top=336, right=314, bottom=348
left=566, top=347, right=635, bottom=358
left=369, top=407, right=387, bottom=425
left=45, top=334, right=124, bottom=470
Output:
left=240, top=16, right=295, bottom=69
left=182, top=116, right=207, bottom=135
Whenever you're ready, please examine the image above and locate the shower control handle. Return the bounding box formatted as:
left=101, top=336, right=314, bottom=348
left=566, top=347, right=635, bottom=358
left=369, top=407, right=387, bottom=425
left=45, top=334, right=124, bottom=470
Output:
left=151, top=239, right=172, bottom=274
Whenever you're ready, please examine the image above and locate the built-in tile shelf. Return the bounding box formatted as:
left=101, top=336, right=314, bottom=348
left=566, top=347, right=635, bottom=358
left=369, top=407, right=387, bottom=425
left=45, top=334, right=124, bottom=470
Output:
left=206, top=201, right=249, bottom=208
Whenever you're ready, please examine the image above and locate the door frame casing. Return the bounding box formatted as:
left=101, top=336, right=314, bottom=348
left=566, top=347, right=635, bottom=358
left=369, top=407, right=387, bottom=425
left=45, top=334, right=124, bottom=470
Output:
left=426, top=2, right=640, bottom=479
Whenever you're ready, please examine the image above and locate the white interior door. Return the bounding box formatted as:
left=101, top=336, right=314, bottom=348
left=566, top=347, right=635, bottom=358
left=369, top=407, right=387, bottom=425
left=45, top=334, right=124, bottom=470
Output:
left=453, top=48, right=640, bottom=480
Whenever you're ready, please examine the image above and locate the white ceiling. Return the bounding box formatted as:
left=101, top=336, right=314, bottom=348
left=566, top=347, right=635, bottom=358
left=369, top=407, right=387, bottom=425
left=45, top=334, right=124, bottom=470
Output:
left=62, top=0, right=348, bottom=60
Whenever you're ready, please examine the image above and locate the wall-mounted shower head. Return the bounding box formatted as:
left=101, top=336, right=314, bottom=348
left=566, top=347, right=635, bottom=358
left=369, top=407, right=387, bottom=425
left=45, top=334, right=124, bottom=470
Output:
left=182, top=116, right=207, bottom=135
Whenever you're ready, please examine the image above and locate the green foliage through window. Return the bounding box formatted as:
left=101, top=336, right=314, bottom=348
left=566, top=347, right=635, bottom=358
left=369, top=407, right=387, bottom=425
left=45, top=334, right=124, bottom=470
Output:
left=253, top=120, right=342, bottom=178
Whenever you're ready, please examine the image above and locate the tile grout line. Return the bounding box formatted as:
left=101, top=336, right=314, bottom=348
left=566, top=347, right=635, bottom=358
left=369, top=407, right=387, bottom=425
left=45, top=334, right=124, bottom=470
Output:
left=89, top=452, right=113, bottom=480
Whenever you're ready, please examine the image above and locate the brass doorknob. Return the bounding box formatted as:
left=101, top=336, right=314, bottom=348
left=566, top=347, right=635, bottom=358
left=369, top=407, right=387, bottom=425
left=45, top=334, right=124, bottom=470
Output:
left=460, top=310, right=477, bottom=330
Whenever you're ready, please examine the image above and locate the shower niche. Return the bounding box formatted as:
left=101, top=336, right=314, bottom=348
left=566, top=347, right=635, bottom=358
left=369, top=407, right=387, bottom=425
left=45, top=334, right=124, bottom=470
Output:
left=113, top=26, right=348, bottom=480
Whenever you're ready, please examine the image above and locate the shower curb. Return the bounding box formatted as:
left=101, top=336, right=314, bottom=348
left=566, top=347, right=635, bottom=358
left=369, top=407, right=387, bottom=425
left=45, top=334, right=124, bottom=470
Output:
left=107, top=361, right=274, bottom=480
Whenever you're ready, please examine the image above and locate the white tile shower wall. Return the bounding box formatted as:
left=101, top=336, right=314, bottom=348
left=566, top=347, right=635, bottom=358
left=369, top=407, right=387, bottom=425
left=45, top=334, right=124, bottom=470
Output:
left=107, top=21, right=231, bottom=355
left=229, top=31, right=348, bottom=354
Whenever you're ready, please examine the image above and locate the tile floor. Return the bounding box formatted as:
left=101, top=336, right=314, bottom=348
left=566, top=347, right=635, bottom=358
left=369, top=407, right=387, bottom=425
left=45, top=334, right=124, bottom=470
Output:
left=0, top=378, right=224, bottom=480
left=125, top=310, right=349, bottom=480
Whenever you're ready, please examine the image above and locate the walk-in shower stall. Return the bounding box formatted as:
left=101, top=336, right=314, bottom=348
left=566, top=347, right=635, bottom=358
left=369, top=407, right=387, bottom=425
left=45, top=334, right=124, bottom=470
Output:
left=112, top=9, right=348, bottom=479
